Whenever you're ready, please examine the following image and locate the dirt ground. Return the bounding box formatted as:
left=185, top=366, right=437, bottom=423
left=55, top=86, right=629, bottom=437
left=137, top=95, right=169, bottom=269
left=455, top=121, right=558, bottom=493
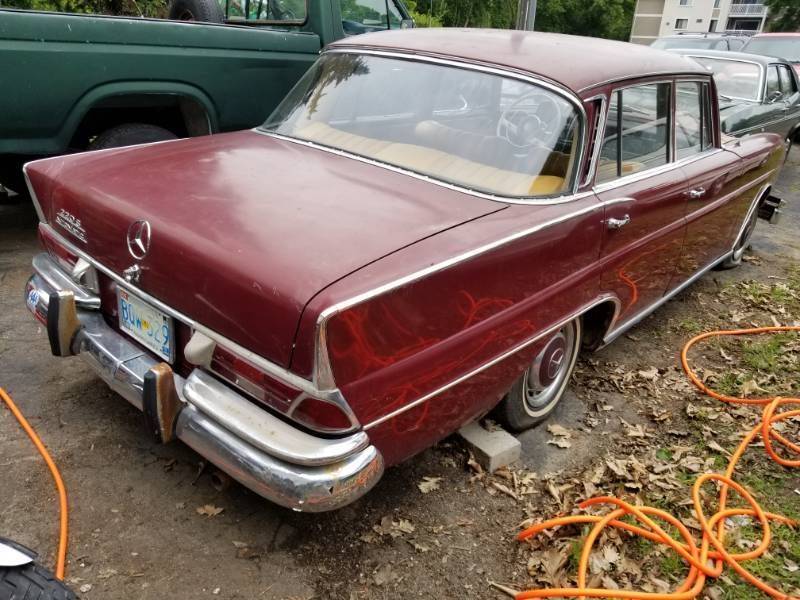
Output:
left=1, top=152, right=798, bottom=600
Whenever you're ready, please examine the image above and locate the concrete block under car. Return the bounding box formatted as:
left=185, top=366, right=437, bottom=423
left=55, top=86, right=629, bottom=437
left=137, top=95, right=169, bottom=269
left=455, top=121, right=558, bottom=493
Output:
left=458, top=421, right=521, bottom=473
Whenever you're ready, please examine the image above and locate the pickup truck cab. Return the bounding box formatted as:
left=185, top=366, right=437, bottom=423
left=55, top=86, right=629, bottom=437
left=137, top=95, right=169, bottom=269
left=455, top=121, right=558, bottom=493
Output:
left=0, top=0, right=412, bottom=192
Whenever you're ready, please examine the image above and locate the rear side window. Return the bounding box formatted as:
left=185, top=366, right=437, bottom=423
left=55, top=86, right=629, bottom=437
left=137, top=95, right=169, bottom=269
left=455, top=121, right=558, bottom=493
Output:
left=597, top=83, right=671, bottom=183
left=778, top=65, right=798, bottom=96
left=676, top=81, right=714, bottom=159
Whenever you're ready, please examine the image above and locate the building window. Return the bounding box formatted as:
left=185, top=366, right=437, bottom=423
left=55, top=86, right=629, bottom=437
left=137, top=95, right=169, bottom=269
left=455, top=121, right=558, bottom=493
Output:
left=709, top=19, right=718, bottom=31
left=675, top=18, right=688, bottom=29
left=679, top=0, right=692, bottom=6
left=714, top=0, right=720, bottom=7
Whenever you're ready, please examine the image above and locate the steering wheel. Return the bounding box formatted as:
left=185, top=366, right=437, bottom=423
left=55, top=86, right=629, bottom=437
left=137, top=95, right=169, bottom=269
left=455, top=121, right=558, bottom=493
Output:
left=497, top=92, right=563, bottom=150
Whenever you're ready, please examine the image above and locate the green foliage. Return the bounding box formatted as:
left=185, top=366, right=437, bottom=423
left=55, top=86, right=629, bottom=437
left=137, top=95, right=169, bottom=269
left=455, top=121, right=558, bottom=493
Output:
left=411, top=0, right=634, bottom=39
left=764, top=0, right=800, bottom=32
left=1, top=0, right=167, bottom=17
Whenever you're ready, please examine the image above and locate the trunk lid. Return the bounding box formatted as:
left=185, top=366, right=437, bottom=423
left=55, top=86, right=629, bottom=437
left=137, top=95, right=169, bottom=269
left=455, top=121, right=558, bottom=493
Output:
left=27, top=131, right=505, bottom=368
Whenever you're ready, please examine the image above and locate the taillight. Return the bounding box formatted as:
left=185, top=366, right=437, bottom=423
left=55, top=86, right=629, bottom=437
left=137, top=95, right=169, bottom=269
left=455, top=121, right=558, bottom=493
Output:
left=290, top=397, right=354, bottom=433
left=209, top=345, right=356, bottom=434
left=39, top=227, right=78, bottom=271
left=210, top=346, right=295, bottom=410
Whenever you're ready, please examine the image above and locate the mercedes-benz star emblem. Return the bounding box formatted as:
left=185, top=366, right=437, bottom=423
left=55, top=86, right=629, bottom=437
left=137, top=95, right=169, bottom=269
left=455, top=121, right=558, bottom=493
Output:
left=127, top=219, right=151, bottom=260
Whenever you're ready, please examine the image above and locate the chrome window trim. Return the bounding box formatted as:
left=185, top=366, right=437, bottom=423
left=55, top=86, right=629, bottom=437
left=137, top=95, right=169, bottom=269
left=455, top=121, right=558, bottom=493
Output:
left=577, top=70, right=706, bottom=94
left=256, top=48, right=588, bottom=205
left=582, top=94, right=607, bottom=188
left=37, top=224, right=346, bottom=405
left=681, top=54, right=765, bottom=103
left=363, top=294, right=621, bottom=430
left=591, top=148, right=724, bottom=194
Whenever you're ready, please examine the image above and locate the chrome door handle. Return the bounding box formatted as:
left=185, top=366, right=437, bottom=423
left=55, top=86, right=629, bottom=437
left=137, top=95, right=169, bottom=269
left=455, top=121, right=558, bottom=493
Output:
left=687, top=187, right=706, bottom=199
left=606, top=214, right=630, bottom=230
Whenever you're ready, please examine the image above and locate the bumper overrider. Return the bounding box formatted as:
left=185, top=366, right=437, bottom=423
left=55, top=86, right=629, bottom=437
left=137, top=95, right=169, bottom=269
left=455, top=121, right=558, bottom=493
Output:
left=24, top=253, right=384, bottom=512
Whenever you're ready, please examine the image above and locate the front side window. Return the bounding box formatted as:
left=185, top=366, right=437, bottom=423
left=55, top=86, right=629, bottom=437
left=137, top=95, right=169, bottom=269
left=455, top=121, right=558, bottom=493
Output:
left=676, top=81, right=713, bottom=158
left=340, top=0, right=404, bottom=35
left=263, top=54, right=581, bottom=198
left=692, top=57, right=761, bottom=101
left=596, top=83, right=671, bottom=183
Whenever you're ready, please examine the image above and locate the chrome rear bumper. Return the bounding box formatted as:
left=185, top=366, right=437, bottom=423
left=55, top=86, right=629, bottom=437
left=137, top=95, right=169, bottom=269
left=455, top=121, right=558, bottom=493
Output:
left=25, top=253, right=383, bottom=512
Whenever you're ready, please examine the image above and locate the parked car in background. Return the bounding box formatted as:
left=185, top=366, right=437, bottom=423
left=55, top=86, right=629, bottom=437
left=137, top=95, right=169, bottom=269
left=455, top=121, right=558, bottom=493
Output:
left=742, top=33, right=800, bottom=75
left=672, top=50, right=800, bottom=148
left=0, top=0, right=412, bottom=193
left=651, top=32, right=750, bottom=52
left=22, top=30, right=785, bottom=511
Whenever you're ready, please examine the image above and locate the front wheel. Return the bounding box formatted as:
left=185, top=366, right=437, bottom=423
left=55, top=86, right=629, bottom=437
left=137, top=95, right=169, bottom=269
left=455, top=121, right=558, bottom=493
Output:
left=497, top=318, right=582, bottom=432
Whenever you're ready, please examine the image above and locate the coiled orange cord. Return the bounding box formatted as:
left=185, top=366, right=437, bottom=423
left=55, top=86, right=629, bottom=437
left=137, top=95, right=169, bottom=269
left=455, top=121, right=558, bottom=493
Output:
left=0, top=388, right=68, bottom=580
left=516, top=326, right=800, bottom=600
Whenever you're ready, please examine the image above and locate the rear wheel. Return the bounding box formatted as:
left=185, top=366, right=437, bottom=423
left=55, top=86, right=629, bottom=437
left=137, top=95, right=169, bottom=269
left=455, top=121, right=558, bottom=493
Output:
left=88, top=123, right=178, bottom=151
left=497, top=318, right=582, bottom=432
left=168, top=0, right=224, bottom=22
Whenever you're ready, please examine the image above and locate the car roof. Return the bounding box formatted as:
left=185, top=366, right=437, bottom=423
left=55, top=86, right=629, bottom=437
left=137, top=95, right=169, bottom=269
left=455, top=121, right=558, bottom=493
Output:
left=750, top=32, right=800, bottom=37
left=659, top=32, right=747, bottom=38
left=669, top=48, right=786, bottom=67
left=328, top=28, right=708, bottom=95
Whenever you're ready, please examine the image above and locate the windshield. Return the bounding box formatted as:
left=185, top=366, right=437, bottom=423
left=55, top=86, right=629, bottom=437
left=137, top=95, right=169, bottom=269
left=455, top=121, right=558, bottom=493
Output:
left=692, top=57, right=762, bottom=101
left=261, top=53, right=582, bottom=198
left=743, top=37, right=800, bottom=63
left=652, top=38, right=723, bottom=50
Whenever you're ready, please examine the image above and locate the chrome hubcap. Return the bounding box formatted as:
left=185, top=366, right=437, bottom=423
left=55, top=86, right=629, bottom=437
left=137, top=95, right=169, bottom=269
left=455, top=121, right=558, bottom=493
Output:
left=523, top=323, right=577, bottom=415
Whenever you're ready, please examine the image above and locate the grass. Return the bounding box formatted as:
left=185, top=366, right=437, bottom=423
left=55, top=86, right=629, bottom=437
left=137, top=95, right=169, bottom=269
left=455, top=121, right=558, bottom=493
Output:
left=742, top=333, right=796, bottom=373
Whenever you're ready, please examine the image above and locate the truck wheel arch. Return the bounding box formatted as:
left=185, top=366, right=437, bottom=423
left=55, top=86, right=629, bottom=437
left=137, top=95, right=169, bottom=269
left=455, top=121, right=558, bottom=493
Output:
left=63, top=82, right=219, bottom=151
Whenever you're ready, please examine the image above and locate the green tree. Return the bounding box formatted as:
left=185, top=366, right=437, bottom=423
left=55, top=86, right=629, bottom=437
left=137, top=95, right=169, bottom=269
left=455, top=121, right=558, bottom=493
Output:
left=764, top=0, right=800, bottom=31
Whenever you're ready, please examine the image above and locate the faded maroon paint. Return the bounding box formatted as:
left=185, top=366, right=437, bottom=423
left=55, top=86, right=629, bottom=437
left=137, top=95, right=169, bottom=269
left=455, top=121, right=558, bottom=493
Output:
left=25, top=31, right=787, bottom=472
left=25, top=131, right=503, bottom=368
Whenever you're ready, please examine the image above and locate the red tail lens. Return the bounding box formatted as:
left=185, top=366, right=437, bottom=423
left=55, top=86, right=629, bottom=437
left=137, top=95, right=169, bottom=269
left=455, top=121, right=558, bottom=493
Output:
left=209, top=346, right=356, bottom=434
left=291, top=397, right=354, bottom=433
left=39, top=226, right=78, bottom=271
left=210, top=346, right=296, bottom=411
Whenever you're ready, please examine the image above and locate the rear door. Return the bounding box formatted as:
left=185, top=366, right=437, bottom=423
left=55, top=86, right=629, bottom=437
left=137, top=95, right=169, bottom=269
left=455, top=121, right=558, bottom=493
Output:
left=674, top=79, right=743, bottom=278
left=593, top=80, right=688, bottom=327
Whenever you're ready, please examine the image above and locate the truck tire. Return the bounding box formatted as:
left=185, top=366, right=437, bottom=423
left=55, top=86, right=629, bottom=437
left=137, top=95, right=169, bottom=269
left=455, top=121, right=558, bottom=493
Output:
left=88, top=123, right=178, bottom=151
left=0, top=563, right=77, bottom=600
left=168, top=0, right=224, bottom=22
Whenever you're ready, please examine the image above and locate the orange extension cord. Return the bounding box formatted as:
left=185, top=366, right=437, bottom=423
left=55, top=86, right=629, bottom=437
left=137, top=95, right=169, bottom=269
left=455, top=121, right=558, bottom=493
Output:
left=0, top=388, right=68, bottom=580
left=515, top=326, right=800, bottom=600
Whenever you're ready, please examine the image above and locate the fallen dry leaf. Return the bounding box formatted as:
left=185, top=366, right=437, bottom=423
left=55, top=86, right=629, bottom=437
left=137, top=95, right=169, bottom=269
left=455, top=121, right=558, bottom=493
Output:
left=196, top=504, right=224, bottom=517
left=417, top=476, right=442, bottom=494
left=547, top=424, right=571, bottom=438
left=547, top=438, right=573, bottom=449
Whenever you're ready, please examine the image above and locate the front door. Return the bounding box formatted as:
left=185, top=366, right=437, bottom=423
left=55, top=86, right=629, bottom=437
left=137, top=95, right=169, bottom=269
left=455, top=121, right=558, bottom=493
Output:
left=594, top=81, right=688, bottom=328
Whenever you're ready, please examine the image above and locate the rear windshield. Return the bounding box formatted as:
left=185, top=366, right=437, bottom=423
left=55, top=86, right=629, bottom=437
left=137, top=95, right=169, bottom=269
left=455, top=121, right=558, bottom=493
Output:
left=652, top=38, right=725, bottom=50
left=261, top=53, right=582, bottom=198
left=743, top=37, right=800, bottom=63
left=692, top=57, right=762, bottom=101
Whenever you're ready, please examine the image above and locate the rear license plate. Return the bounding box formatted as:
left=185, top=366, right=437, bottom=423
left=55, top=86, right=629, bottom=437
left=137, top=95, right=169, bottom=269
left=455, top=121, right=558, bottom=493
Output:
left=117, top=288, right=174, bottom=362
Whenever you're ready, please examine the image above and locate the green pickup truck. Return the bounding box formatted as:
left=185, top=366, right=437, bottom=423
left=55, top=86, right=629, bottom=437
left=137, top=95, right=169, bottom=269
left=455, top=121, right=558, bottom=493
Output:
left=0, top=0, right=413, bottom=192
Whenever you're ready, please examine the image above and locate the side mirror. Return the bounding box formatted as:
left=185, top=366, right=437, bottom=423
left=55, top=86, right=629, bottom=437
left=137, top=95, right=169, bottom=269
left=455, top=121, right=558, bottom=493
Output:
left=401, top=18, right=415, bottom=29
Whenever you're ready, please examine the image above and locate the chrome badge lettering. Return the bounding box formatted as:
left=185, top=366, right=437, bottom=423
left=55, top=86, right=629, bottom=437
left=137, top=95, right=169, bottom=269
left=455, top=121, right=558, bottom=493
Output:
left=55, top=208, right=87, bottom=243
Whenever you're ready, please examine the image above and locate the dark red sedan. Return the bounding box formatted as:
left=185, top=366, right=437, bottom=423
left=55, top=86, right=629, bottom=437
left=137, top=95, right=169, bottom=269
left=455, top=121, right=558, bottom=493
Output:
left=23, top=30, right=785, bottom=511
